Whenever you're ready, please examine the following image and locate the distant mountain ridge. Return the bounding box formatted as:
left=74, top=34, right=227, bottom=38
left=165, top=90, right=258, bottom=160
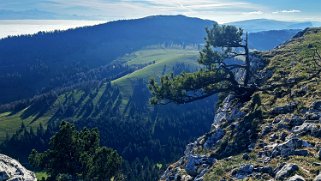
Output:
left=226, top=18, right=316, bottom=32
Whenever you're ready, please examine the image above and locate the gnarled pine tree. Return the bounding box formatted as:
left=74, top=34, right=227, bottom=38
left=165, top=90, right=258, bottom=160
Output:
left=149, top=24, right=255, bottom=104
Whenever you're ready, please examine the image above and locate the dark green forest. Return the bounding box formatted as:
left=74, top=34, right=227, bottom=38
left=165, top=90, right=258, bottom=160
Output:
left=0, top=78, right=215, bottom=180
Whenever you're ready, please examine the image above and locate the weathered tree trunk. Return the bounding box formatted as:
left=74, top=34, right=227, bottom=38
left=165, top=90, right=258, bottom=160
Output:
left=244, top=32, right=250, bottom=86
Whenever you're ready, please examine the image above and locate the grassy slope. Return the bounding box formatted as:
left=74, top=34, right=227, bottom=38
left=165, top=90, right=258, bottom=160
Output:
left=0, top=98, right=62, bottom=141
left=112, top=48, right=200, bottom=109
left=204, top=28, right=321, bottom=180
left=0, top=88, right=88, bottom=141
left=0, top=48, right=200, bottom=142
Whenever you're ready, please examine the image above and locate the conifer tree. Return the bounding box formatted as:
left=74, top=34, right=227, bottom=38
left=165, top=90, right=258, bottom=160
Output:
left=29, top=122, right=122, bottom=181
left=149, top=24, right=254, bottom=104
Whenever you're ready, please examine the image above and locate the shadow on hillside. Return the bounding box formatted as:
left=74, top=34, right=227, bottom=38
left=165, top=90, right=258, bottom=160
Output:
left=20, top=96, right=57, bottom=123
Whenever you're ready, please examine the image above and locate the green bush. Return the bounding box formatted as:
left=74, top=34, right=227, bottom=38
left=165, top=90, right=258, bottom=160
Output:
left=29, top=122, right=122, bottom=181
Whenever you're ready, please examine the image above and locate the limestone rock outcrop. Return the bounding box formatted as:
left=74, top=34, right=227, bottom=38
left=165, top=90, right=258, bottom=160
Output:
left=0, top=154, right=36, bottom=181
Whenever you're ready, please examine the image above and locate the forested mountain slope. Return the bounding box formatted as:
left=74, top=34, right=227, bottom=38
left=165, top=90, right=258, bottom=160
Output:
left=0, top=15, right=212, bottom=104
left=0, top=48, right=215, bottom=181
left=248, top=29, right=300, bottom=50
left=161, top=28, right=321, bottom=181
left=0, top=15, right=299, bottom=104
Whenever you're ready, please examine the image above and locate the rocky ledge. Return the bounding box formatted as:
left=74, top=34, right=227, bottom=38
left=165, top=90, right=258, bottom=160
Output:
left=160, top=28, right=321, bottom=181
left=0, top=154, right=36, bottom=181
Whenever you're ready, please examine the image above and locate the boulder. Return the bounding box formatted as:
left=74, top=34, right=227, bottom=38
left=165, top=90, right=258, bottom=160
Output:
left=242, top=153, right=250, bottom=160
left=292, top=150, right=309, bottom=157
left=194, top=168, right=209, bottom=181
left=271, top=102, right=297, bottom=115
left=275, top=163, right=299, bottom=180
left=0, top=154, right=36, bottom=181
left=160, top=165, right=184, bottom=181
left=287, top=174, right=305, bottom=181
left=271, top=137, right=311, bottom=157
left=203, top=128, right=225, bottom=149
left=184, top=155, right=216, bottom=176
left=253, top=166, right=274, bottom=175
left=232, top=164, right=254, bottom=179
left=292, top=86, right=308, bottom=97
left=304, top=112, right=320, bottom=120
left=174, top=171, right=193, bottom=181
left=293, top=123, right=321, bottom=137
left=181, top=175, right=193, bottom=181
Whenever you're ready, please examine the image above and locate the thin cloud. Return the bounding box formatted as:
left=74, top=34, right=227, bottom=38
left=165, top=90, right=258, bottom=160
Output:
left=272, top=9, right=301, bottom=14
left=242, top=11, right=264, bottom=15
left=51, top=0, right=263, bottom=22
left=3, top=0, right=313, bottom=23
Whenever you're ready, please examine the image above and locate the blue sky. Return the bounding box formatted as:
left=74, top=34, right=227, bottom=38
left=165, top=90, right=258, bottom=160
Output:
left=0, top=0, right=321, bottom=23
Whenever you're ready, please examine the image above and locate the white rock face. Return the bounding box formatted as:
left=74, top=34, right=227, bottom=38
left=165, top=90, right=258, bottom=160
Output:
left=0, top=154, right=37, bottom=181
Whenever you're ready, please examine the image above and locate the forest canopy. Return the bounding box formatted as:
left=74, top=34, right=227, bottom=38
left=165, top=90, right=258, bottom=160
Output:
left=28, top=122, right=122, bottom=181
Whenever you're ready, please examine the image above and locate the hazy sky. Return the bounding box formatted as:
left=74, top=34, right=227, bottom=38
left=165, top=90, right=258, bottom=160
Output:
left=1, top=0, right=321, bottom=23
left=0, top=20, right=104, bottom=39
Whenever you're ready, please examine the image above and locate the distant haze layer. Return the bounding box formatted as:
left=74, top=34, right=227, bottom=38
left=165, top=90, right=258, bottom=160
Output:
left=0, top=20, right=105, bottom=39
